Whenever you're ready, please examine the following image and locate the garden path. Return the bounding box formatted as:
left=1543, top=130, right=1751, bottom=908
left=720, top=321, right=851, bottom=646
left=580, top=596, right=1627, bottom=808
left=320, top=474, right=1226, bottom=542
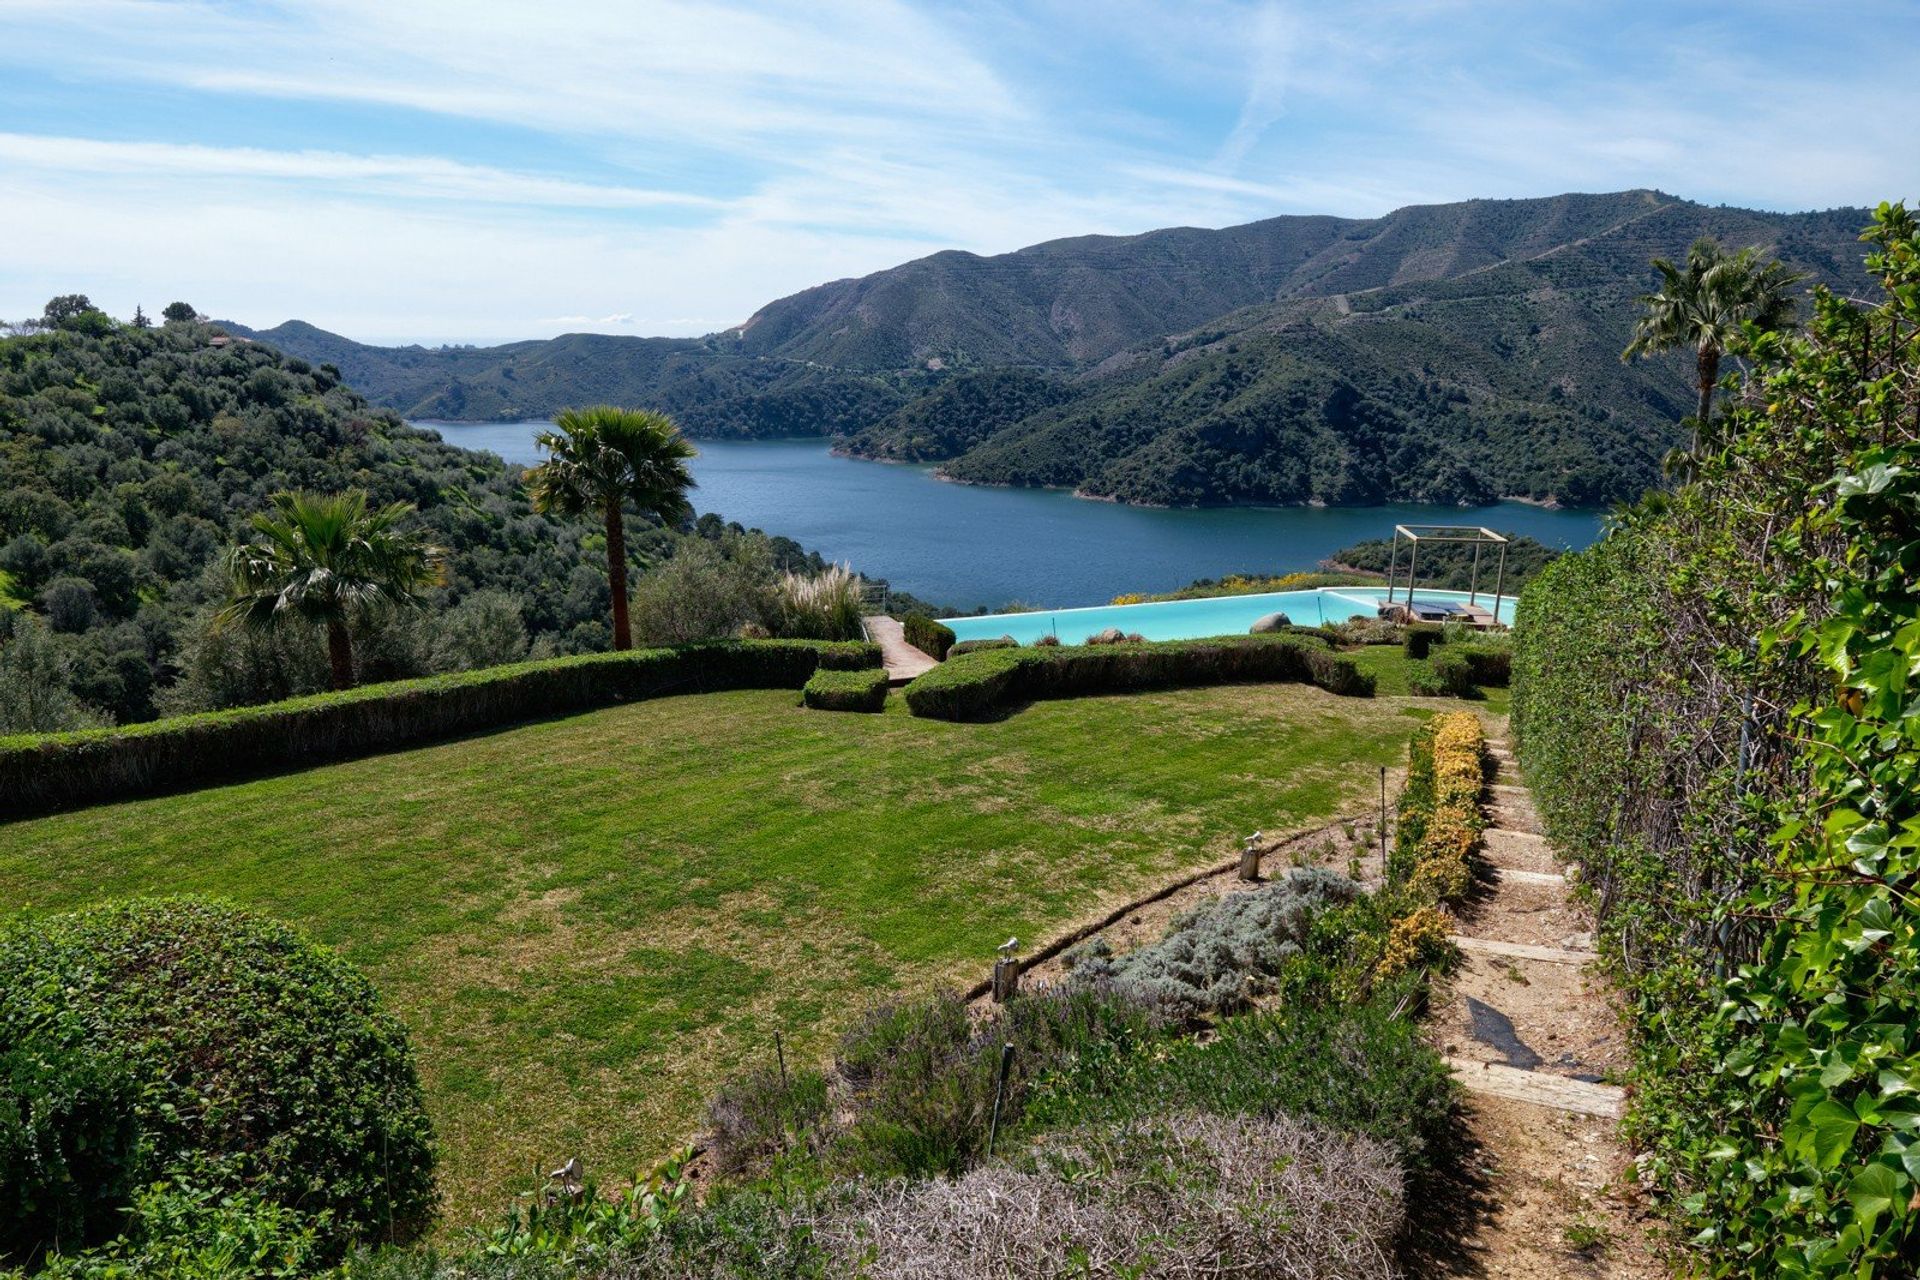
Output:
left=862, top=615, right=937, bottom=684
left=1426, top=722, right=1663, bottom=1277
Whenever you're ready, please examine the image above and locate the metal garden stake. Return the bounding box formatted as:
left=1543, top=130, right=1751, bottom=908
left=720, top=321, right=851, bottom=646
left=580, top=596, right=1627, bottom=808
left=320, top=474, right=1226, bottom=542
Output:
left=986, top=1041, right=1015, bottom=1158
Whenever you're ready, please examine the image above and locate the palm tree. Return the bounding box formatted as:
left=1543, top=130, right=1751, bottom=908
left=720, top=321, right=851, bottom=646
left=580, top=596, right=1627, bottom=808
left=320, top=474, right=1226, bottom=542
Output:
left=218, top=490, right=447, bottom=690
left=1622, top=237, right=1804, bottom=454
left=526, top=406, right=697, bottom=650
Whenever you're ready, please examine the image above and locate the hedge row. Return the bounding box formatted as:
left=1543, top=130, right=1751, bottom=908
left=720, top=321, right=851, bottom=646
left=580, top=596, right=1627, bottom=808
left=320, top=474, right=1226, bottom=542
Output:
left=901, top=636, right=1372, bottom=721
left=1, top=639, right=880, bottom=818
left=802, top=667, right=890, bottom=713
left=1390, top=712, right=1484, bottom=902
left=950, top=637, right=1017, bottom=656
left=901, top=614, right=957, bottom=661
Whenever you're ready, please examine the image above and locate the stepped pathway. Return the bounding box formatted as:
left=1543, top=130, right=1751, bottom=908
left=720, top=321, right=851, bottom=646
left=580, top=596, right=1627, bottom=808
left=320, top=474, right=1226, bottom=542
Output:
left=1428, top=724, right=1661, bottom=1277
left=862, top=615, right=936, bottom=685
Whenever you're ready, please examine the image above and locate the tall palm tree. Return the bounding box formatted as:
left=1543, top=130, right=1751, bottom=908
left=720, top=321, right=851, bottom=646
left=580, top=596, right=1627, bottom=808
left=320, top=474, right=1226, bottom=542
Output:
left=526, top=406, right=697, bottom=650
left=1622, top=237, right=1804, bottom=454
left=217, top=490, right=447, bottom=690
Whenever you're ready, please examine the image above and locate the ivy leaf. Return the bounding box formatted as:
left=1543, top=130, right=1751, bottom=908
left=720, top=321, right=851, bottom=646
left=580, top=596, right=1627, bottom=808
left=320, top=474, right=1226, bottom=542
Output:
left=1802, top=1100, right=1862, bottom=1169
left=1846, top=1161, right=1904, bottom=1237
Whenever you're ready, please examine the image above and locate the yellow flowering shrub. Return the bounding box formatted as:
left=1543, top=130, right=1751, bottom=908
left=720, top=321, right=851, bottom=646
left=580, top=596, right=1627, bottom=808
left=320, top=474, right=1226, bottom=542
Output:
left=1377, top=905, right=1457, bottom=978
left=1399, top=712, right=1485, bottom=905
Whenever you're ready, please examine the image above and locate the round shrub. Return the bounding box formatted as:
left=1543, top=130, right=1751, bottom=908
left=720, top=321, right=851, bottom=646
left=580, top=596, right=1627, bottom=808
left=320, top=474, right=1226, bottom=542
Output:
left=0, top=1042, right=144, bottom=1263
left=0, top=897, right=438, bottom=1253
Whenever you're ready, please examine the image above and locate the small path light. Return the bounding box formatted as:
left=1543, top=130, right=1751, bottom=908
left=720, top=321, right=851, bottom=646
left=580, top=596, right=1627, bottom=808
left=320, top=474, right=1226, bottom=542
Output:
left=1238, top=830, right=1264, bottom=881
left=992, top=936, right=1021, bottom=1002
left=548, top=1156, right=584, bottom=1201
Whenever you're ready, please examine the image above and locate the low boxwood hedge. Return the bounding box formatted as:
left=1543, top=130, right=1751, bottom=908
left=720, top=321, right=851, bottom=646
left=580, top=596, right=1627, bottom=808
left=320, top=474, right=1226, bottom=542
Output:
left=803, top=667, right=890, bottom=713
left=1403, top=624, right=1444, bottom=659
left=949, top=637, right=1017, bottom=656
left=0, top=639, right=879, bottom=818
left=1454, top=642, right=1511, bottom=687
left=902, top=635, right=1372, bottom=721
left=1424, top=648, right=1477, bottom=698
left=901, top=614, right=956, bottom=661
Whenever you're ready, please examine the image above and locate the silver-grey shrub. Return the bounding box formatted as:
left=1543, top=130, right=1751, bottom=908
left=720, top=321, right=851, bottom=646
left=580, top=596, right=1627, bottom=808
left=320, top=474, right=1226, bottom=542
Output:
left=1064, top=867, right=1359, bottom=1016
left=810, top=1110, right=1402, bottom=1280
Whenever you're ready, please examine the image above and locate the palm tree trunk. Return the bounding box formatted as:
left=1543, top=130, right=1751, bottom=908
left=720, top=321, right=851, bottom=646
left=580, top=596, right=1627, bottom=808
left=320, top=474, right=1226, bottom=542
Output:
left=605, top=500, right=631, bottom=650
left=326, top=619, right=355, bottom=690
left=1693, top=345, right=1721, bottom=454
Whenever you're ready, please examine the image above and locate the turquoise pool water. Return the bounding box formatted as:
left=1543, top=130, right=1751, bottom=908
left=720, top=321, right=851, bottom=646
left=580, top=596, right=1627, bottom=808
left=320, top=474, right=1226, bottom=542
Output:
left=941, top=587, right=1514, bottom=645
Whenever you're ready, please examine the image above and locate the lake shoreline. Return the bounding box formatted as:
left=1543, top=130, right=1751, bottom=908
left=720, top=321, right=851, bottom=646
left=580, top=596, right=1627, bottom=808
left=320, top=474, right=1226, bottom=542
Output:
left=416, top=423, right=1604, bottom=610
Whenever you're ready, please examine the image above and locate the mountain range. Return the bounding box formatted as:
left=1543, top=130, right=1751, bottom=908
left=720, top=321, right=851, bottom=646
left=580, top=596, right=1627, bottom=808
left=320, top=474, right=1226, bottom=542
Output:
left=228, top=190, right=1874, bottom=508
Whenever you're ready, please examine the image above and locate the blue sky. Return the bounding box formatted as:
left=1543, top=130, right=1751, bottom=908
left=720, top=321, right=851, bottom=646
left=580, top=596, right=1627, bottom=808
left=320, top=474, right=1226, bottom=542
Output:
left=3, top=0, right=1914, bottom=345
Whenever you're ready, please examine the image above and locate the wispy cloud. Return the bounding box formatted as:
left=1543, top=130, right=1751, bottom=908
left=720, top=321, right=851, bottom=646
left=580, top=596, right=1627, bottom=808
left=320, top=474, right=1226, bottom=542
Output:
left=0, top=134, right=727, bottom=210
left=0, top=1, right=1913, bottom=343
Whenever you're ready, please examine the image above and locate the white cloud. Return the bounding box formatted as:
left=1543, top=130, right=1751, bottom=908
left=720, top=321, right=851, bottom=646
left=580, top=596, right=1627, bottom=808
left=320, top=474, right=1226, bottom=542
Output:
left=0, top=134, right=726, bottom=210
left=0, top=0, right=1914, bottom=343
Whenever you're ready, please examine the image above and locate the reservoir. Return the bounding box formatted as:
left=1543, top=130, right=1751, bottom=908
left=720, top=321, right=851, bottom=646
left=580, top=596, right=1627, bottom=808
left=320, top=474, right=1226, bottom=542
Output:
left=418, top=424, right=1604, bottom=610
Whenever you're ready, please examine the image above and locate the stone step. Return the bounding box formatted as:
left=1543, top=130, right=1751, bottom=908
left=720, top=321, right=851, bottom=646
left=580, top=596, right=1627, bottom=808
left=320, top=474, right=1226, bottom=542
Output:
left=1445, top=1056, right=1624, bottom=1118
left=1488, top=806, right=1543, bottom=836
left=1450, top=935, right=1598, bottom=966
left=1482, top=829, right=1560, bottom=875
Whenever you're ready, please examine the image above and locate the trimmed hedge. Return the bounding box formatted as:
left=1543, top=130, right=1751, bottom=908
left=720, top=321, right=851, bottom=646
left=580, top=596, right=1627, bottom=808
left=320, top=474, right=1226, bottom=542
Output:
left=902, top=635, right=1372, bottom=721
left=1403, top=624, right=1444, bottom=659
left=0, top=898, right=436, bottom=1255
left=949, top=636, right=1017, bottom=656
left=1454, top=642, right=1511, bottom=687
left=0, top=639, right=879, bottom=818
left=900, top=614, right=956, bottom=661
left=803, top=667, right=890, bottom=713
left=1424, top=648, right=1477, bottom=698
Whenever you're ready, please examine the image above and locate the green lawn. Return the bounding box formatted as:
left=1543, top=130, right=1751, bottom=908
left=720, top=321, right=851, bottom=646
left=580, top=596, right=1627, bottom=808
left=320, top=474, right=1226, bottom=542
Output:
left=0, top=678, right=1440, bottom=1229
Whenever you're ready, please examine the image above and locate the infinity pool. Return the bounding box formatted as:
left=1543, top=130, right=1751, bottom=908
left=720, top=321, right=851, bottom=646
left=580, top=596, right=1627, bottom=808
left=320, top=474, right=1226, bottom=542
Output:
left=941, top=587, right=1514, bottom=646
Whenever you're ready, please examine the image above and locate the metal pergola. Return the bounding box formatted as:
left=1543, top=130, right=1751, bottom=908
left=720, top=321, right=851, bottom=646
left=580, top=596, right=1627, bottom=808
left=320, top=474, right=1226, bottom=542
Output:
left=1382, top=525, right=1510, bottom=624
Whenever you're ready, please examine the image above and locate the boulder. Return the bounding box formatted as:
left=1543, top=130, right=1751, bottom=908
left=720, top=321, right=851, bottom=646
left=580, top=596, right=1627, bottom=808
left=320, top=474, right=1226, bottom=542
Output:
left=1250, top=612, right=1293, bottom=634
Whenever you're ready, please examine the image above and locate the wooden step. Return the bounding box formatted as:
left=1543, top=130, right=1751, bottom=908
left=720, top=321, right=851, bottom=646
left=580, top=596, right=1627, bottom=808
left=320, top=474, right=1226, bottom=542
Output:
left=1445, top=1055, right=1624, bottom=1118
left=1486, top=827, right=1547, bottom=845
left=1496, top=867, right=1566, bottom=888
left=1488, top=782, right=1528, bottom=797
left=1450, top=935, right=1597, bottom=966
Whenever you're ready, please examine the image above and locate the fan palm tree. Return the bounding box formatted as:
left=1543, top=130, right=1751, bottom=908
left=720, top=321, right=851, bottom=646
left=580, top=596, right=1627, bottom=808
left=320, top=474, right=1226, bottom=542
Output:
left=1622, top=237, right=1804, bottom=454
left=217, top=490, right=447, bottom=690
left=526, top=406, right=697, bottom=650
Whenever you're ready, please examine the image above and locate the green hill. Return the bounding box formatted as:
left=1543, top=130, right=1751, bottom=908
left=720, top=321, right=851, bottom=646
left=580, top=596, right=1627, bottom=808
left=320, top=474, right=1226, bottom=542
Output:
left=0, top=312, right=851, bottom=728
left=234, top=191, right=1874, bottom=509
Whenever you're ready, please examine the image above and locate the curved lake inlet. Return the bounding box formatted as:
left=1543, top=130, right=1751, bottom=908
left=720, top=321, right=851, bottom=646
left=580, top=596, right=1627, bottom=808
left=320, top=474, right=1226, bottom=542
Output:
left=419, top=424, right=1605, bottom=611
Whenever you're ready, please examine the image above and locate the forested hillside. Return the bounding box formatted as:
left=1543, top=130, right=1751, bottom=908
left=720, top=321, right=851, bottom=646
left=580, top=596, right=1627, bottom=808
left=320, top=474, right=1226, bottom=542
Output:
left=0, top=306, right=846, bottom=729
left=237, top=191, right=1871, bottom=511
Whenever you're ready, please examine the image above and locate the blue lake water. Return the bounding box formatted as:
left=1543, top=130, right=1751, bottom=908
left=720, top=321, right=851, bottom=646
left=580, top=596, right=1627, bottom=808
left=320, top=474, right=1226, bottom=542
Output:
left=417, top=423, right=1604, bottom=611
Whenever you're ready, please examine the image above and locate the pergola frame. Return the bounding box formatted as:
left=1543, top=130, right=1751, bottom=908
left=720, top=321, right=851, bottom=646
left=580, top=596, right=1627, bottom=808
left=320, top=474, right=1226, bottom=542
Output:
left=1382, top=525, right=1510, bottom=623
